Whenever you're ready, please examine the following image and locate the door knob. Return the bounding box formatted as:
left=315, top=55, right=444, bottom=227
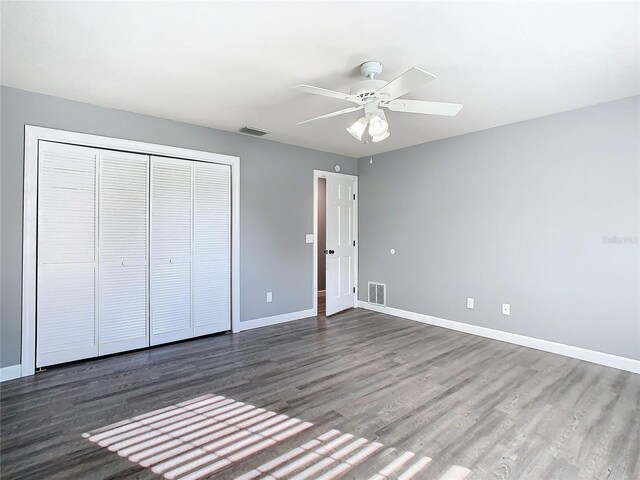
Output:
left=329, top=249, right=335, bottom=254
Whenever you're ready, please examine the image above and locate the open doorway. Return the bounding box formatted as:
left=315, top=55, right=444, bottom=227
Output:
left=313, top=170, right=358, bottom=317
left=317, top=177, right=327, bottom=316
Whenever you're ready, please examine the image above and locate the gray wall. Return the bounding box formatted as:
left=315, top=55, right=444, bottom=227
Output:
left=358, top=96, right=640, bottom=360
left=317, top=178, right=326, bottom=291
left=0, top=86, right=357, bottom=368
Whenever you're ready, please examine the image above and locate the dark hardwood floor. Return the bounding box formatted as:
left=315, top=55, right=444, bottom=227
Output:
left=1, top=308, right=638, bottom=479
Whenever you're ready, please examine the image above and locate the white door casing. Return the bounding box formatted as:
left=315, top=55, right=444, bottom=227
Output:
left=23, top=126, right=240, bottom=377
left=36, top=141, right=99, bottom=367
left=98, top=150, right=149, bottom=355
left=325, top=174, right=357, bottom=316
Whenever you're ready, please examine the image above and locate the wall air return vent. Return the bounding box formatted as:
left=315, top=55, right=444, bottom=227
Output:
left=368, top=282, right=386, bottom=307
left=239, top=126, right=270, bottom=137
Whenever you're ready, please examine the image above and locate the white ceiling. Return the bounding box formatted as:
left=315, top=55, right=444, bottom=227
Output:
left=2, top=1, right=638, bottom=158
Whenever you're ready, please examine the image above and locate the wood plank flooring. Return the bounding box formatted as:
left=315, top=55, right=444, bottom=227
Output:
left=1, top=308, right=639, bottom=479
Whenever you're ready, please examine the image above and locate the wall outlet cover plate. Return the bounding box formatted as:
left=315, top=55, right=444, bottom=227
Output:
left=305, top=234, right=314, bottom=243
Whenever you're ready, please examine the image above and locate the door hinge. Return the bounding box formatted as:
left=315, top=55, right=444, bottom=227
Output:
left=353, top=193, right=356, bottom=200
left=353, top=287, right=356, bottom=293
left=353, top=240, right=356, bottom=247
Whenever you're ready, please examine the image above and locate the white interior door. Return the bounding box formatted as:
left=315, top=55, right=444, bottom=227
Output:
left=150, top=156, right=193, bottom=345
left=193, top=162, right=231, bottom=336
left=37, top=141, right=99, bottom=367
left=325, top=174, right=356, bottom=316
left=98, top=150, right=149, bottom=355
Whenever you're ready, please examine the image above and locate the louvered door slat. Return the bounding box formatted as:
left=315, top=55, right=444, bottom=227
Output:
left=37, top=141, right=98, bottom=367
left=99, top=151, right=149, bottom=355
left=193, top=162, right=231, bottom=335
left=150, top=156, right=193, bottom=345
left=151, top=263, right=191, bottom=335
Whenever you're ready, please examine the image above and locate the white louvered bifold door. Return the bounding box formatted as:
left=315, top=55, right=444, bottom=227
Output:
left=98, top=151, right=149, bottom=355
left=150, top=156, right=193, bottom=345
left=37, top=141, right=99, bottom=367
left=193, top=162, right=231, bottom=336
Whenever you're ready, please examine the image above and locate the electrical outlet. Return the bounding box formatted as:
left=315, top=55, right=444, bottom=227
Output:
left=502, top=303, right=510, bottom=315
left=266, top=292, right=272, bottom=303
left=467, top=298, right=475, bottom=309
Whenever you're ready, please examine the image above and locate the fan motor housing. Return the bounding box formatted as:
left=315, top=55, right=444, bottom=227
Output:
left=350, top=79, right=387, bottom=101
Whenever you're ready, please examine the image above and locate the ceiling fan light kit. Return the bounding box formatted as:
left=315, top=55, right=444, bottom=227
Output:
left=371, top=131, right=390, bottom=143
left=347, top=116, right=369, bottom=141
left=293, top=60, right=463, bottom=145
left=368, top=110, right=388, bottom=137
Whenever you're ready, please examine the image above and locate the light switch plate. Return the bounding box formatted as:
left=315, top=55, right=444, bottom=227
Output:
left=305, top=234, right=314, bottom=244
left=502, top=303, right=511, bottom=315
left=467, top=298, right=474, bottom=309
left=266, top=292, right=273, bottom=303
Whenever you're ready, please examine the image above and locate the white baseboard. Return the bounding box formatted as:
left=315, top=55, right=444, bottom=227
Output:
left=239, top=308, right=317, bottom=332
left=357, top=301, right=640, bottom=374
left=0, top=364, right=22, bottom=382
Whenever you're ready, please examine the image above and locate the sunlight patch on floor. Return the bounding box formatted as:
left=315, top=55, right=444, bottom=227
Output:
left=83, top=393, right=470, bottom=480
left=83, top=394, right=312, bottom=479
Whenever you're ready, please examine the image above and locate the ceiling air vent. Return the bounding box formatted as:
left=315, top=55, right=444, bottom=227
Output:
left=368, top=282, right=386, bottom=307
left=239, top=126, right=270, bottom=137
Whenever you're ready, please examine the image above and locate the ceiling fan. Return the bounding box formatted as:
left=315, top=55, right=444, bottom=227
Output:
left=293, top=61, right=463, bottom=143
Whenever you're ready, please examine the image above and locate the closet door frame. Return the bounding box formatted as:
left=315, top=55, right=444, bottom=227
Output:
left=21, top=126, right=240, bottom=377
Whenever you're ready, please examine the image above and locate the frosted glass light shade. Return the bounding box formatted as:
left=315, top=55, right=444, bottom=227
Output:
left=347, top=116, right=369, bottom=141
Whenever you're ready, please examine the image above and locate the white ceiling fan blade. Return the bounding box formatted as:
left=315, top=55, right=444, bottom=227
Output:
left=385, top=99, right=463, bottom=116
left=292, top=84, right=359, bottom=103
left=374, top=67, right=436, bottom=101
left=297, top=105, right=364, bottom=125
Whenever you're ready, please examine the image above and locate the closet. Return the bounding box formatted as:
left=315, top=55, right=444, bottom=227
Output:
left=36, top=141, right=231, bottom=368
